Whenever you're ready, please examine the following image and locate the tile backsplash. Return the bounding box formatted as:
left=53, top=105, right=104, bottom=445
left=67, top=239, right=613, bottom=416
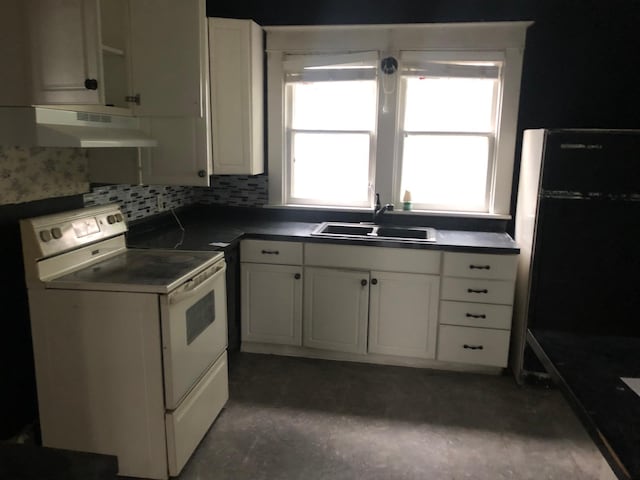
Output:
left=84, top=174, right=268, bottom=221
left=84, top=184, right=198, bottom=221
left=197, top=174, right=268, bottom=207
left=0, top=146, right=89, bottom=205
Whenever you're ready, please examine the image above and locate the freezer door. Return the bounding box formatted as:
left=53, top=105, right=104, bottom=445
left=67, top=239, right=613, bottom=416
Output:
left=528, top=196, right=640, bottom=336
left=541, top=130, right=640, bottom=194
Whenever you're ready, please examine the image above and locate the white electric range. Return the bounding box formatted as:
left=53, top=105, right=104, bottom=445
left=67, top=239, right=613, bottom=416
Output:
left=20, top=204, right=229, bottom=479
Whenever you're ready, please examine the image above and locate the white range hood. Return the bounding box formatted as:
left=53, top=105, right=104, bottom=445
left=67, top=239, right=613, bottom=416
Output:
left=0, top=106, right=157, bottom=148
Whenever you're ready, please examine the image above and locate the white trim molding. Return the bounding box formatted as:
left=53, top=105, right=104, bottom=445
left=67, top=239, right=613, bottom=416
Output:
left=266, top=21, right=532, bottom=216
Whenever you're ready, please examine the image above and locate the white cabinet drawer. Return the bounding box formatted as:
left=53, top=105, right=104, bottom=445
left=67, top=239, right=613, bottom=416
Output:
left=165, top=351, right=228, bottom=476
left=241, top=239, right=303, bottom=265
left=443, top=252, right=517, bottom=280
left=439, top=301, right=512, bottom=330
left=437, top=325, right=510, bottom=367
left=441, top=277, right=515, bottom=305
left=304, top=243, right=441, bottom=274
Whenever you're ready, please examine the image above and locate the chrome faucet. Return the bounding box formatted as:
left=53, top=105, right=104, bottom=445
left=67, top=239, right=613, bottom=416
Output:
left=373, top=193, right=394, bottom=223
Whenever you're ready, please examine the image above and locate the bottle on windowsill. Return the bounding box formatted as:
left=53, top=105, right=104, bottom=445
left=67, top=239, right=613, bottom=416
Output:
left=402, top=190, right=412, bottom=211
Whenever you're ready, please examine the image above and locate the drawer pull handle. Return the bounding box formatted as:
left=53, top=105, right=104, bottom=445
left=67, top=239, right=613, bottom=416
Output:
left=466, top=313, right=487, bottom=319
left=261, top=250, right=280, bottom=255
left=463, top=344, right=484, bottom=350
left=469, top=264, right=491, bottom=270
left=294, top=273, right=301, bottom=280
left=467, top=288, right=488, bottom=294
left=361, top=279, right=368, bottom=287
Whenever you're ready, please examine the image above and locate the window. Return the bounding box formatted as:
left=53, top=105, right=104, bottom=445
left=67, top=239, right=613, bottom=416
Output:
left=284, top=53, right=378, bottom=207
left=267, top=22, right=530, bottom=217
left=398, top=52, right=502, bottom=212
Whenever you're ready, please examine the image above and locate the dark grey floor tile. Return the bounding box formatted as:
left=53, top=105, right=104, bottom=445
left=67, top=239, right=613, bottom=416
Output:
left=176, top=353, right=616, bottom=480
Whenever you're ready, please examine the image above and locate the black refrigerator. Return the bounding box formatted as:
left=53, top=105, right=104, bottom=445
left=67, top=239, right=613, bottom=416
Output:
left=511, top=129, right=640, bottom=381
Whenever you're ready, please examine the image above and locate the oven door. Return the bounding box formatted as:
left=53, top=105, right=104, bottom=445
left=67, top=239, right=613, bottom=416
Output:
left=161, top=259, right=227, bottom=409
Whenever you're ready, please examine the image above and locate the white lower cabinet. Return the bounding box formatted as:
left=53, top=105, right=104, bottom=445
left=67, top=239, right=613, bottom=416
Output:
left=303, top=267, right=369, bottom=354
left=240, top=240, right=518, bottom=372
left=241, top=263, right=302, bottom=346
left=437, top=252, right=518, bottom=368
left=368, top=271, right=440, bottom=359
left=240, top=240, right=303, bottom=346
left=437, top=325, right=510, bottom=367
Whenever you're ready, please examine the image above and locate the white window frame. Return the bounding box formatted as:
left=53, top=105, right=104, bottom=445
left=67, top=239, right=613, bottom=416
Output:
left=395, top=50, right=503, bottom=212
left=283, top=52, right=378, bottom=207
left=266, top=21, right=531, bottom=217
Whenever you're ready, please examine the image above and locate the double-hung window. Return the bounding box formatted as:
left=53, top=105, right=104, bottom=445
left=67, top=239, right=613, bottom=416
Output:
left=398, top=52, right=503, bottom=212
left=267, top=22, right=530, bottom=217
left=284, top=53, right=378, bottom=207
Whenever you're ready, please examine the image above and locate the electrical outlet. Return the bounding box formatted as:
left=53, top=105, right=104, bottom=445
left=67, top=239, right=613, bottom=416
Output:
left=156, top=194, right=164, bottom=212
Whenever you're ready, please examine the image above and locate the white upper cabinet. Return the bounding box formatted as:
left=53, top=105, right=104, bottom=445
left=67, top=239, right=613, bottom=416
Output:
left=26, top=0, right=102, bottom=105
left=4, top=0, right=209, bottom=116
left=209, top=17, right=264, bottom=175
left=129, top=0, right=208, bottom=117
left=19, top=0, right=132, bottom=109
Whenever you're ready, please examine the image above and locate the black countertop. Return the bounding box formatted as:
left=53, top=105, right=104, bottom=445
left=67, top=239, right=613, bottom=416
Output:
left=126, top=205, right=519, bottom=254
left=528, top=330, right=640, bottom=480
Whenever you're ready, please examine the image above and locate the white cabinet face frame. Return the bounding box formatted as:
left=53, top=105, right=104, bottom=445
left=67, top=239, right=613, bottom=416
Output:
left=303, top=267, right=370, bottom=354
left=241, top=263, right=303, bottom=346
left=368, top=271, right=440, bottom=359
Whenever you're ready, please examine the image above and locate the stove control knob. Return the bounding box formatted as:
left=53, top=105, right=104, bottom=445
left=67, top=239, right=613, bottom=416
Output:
left=115, top=213, right=123, bottom=222
left=107, top=215, right=116, bottom=224
left=39, top=230, right=51, bottom=242
left=51, top=227, right=63, bottom=239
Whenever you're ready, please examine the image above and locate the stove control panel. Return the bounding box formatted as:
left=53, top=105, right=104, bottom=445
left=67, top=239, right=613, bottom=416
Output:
left=21, top=204, right=128, bottom=259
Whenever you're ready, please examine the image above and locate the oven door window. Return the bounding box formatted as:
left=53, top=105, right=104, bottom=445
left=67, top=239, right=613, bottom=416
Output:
left=186, top=291, right=215, bottom=345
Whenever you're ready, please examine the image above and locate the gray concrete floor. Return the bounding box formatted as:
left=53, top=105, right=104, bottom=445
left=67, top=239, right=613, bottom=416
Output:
left=177, top=353, right=615, bottom=480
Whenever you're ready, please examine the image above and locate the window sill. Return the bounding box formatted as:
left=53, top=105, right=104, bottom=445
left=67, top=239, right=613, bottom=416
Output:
left=265, top=203, right=511, bottom=221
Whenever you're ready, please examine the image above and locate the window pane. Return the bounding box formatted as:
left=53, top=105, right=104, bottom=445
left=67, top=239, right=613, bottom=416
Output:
left=291, top=80, right=377, bottom=131
left=400, top=135, right=489, bottom=211
left=404, top=77, right=496, bottom=132
left=291, top=132, right=370, bottom=205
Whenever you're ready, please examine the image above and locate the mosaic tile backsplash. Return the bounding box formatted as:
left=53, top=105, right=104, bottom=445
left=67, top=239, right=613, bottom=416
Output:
left=84, top=184, right=198, bottom=221
left=0, top=146, right=89, bottom=205
left=83, top=174, right=268, bottom=221
left=197, top=174, right=268, bottom=207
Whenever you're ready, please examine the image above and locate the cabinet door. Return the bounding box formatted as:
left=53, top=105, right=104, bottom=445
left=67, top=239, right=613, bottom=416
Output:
left=241, top=263, right=302, bottom=346
left=129, top=0, right=207, bottom=117
left=27, top=0, right=102, bottom=105
left=303, top=267, right=369, bottom=354
left=139, top=116, right=211, bottom=186
left=368, top=271, right=440, bottom=359
left=209, top=17, right=264, bottom=175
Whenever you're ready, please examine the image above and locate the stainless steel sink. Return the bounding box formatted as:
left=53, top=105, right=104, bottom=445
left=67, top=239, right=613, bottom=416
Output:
left=317, top=224, right=375, bottom=236
left=311, top=222, right=437, bottom=243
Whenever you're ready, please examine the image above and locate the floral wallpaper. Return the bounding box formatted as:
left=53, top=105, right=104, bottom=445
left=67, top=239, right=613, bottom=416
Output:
left=0, top=146, right=89, bottom=205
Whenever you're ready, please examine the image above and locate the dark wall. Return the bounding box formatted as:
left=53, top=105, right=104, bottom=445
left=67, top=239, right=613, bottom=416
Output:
left=207, top=0, right=640, bottom=229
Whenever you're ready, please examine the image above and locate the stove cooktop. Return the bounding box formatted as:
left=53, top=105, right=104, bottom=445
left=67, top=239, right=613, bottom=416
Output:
left=47, top=249, right=224, bottom=294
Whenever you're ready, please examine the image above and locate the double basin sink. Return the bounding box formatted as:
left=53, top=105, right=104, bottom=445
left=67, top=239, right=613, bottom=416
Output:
left=311, top=222, right=437, bottom=243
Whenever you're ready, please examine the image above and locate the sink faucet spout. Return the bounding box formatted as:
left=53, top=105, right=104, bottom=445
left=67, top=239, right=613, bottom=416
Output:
left=373, top=193, right=394, bottom=223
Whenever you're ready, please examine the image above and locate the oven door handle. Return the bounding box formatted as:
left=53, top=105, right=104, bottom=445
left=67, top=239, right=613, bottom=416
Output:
left=168, top=263, right=226, bottom=305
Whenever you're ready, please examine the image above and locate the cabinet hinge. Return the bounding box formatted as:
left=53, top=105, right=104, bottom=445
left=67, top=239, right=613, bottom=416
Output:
left=125, top=93, right=141, bottom=105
